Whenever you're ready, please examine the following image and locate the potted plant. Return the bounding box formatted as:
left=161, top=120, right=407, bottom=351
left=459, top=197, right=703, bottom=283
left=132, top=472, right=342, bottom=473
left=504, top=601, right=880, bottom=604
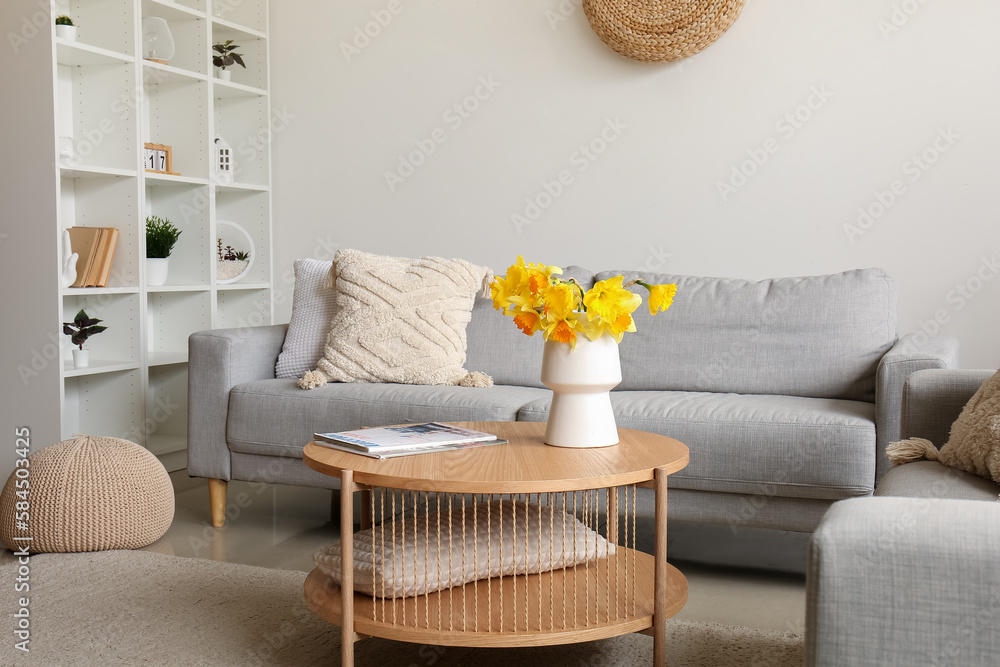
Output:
left=216, top=239, right=251, bottom=283
left=63, top=309, right=107, bottom=368
left=212, top=40, right=245, bottom=82
left=55, top=15, right=76, bottom=41
left=146, top=215, right=181, bottom=286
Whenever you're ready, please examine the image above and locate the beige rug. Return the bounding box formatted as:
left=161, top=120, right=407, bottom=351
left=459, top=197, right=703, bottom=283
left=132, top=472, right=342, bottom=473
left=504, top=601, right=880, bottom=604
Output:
left=0, top=551, right=802, bottom=666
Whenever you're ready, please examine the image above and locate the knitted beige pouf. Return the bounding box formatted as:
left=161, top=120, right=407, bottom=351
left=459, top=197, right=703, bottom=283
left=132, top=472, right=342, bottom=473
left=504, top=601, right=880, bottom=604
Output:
left=0, top=435, right=175, bottom=554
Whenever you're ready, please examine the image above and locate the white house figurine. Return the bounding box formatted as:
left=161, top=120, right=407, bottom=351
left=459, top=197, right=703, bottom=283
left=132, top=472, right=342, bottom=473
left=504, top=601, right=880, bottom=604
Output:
left=214, top=134, right=233, bottom=184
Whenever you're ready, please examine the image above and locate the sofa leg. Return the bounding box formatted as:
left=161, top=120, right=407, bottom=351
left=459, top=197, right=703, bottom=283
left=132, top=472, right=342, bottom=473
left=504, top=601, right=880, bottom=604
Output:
left=209, top=478, right=228, bottom=527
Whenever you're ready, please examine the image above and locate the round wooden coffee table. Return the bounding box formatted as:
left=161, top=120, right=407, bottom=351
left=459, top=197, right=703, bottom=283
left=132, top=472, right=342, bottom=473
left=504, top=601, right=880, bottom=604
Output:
left=303, top=421, right=688, bottom=666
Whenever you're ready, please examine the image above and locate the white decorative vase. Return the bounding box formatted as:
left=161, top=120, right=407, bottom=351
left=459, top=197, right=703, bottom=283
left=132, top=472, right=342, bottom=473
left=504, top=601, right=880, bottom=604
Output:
left=56, top=25, right=76, bottom=40
left=540, top=335, right=622, bottom=448
left=72, top=348, right=89, bottom=368
left=216, top=69, right=231, bottom=82
left=146, top=257, right=169, bottom=286
left=142, top=17, right=175, bottom=64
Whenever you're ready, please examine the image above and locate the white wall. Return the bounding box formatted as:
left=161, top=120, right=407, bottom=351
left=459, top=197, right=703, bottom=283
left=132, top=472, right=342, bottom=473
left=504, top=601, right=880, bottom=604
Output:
left=270, top=0, right=1000, bottom=369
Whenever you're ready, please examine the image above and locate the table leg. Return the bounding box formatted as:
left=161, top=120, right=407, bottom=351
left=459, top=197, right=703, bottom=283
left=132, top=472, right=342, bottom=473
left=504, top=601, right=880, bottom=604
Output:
left=341, top=469, right=355, bottom=667
left=653, top=467, right=668, bottom=666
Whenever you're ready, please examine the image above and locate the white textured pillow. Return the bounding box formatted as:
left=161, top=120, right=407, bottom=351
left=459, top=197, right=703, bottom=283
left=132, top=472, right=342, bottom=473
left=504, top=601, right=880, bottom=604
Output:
left=275, top=259, right=338, bottom=379
left=298, top=248, right=493, bottom=388
left=314, top=499, right=615, bottom=598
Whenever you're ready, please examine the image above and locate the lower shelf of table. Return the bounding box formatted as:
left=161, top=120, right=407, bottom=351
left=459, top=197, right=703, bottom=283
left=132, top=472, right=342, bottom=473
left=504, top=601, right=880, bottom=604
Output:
left=304, top=549, right=687, bottom=648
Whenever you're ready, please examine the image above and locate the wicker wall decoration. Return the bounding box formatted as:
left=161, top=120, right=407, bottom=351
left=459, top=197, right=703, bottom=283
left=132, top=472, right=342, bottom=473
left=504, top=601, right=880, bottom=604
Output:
left=582, top=0, right=746, bottom=63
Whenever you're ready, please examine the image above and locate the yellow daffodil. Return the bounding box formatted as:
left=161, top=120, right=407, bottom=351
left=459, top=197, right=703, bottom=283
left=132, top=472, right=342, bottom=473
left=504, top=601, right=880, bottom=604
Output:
left=583, top=276, right=641, bottom=326
left=637, top=281, right=678, bottom=316
left=513, top=311, right=540, bottom=336
left=547, top=319, right=577, bottom=348
left=492, top=259, right=677, bottom=348
left=540, top=282, right=579, bottom=323
left=526, top=261, right=562, bottom=295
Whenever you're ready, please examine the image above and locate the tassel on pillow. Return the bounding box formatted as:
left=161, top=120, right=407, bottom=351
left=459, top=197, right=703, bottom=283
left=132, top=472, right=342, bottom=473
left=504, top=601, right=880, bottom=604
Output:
left=298, top=369, right=329, bottom=389
left=886, top=438, right=940, bottom=465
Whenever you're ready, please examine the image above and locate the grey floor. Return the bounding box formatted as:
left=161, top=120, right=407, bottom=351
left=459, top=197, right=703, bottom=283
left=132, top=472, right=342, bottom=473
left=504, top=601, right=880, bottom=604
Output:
left=135, top=471, right=806, bottom=634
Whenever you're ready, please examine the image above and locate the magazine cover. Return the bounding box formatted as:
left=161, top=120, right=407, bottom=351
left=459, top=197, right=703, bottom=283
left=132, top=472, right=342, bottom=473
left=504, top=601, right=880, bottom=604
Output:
left=314, top=422, right=497, bottom=452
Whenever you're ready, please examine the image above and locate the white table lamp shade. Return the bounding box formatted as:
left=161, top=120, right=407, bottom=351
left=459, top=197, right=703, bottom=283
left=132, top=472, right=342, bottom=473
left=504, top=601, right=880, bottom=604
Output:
left=142, top=18, right=175, bottom=62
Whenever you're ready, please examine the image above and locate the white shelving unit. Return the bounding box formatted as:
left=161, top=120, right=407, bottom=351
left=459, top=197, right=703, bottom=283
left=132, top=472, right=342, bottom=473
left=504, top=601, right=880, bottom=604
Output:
left=0, top=0, right=272, bottom=474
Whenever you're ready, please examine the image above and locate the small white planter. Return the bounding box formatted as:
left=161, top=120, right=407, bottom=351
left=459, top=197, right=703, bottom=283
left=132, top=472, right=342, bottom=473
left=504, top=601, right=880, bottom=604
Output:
left=56, top=25, right=77, bottom=40
left=215, top=69, right=231, bottom=82
left=146, top=257, right=170, bottom=286
left=540, top=334, right=623, bottom=448
left=72, top=348, right=89, bottom=368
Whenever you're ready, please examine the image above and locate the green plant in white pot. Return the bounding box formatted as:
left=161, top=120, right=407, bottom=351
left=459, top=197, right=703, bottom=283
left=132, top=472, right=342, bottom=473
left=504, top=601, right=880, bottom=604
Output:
left=63, top=309, right=107, bottom=368
left=55, top=15, right=76, bottom=41
left=212, top=40, right=245, bottom=82
left=146, top=216, right=181, bottom=286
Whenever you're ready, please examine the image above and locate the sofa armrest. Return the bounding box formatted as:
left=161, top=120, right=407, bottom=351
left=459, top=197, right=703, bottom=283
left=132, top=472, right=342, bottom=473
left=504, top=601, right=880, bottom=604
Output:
left=806, top=496, right=1000, bottom=667
left=187, top=324, right=288, bottom=480
left=874, top=334, right=959, bottom=480
left=901, top=368, right=995, bottom=445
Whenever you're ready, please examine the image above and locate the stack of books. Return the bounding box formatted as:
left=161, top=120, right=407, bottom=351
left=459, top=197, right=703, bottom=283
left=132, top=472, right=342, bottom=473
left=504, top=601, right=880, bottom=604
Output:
left=68, top=226, right=119, bottom=288
left=313, top=422, right=505, bottom=459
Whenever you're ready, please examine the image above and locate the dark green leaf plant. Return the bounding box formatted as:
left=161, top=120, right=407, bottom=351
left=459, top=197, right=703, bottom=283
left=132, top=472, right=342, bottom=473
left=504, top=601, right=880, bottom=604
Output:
left=63, top=309, right=107, bottom=350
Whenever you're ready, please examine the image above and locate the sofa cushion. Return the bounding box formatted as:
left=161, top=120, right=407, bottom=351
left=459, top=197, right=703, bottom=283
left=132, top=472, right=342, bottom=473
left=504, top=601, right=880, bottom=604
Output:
left=227, top=379, right=550, bottom=457
left=592, top=268, right=897, bottom=402
left=518, top=390, right=876, bottom=500
left=302, top=248, right=492, bottom=388
left=275, top=259, right=337, bottom=379
left=465, top=265, right=595, bottom=388
left=875, top=460, right=1000, bottom=502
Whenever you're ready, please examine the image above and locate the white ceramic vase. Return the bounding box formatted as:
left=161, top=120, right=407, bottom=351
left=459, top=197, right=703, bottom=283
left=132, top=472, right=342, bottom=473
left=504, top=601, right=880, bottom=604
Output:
left=56, top=25, right=76, bottom=40
left=540, top=334, right=622, bottom=448
left=72, top=348, right=89, bottom=368
left=146, top=257, right=169, bottom=286
left=216, top=69, right=231, bottom=82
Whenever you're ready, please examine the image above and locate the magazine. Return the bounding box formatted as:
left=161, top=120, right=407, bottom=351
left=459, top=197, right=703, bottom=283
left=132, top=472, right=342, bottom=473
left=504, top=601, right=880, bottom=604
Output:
left=311, top=437, right=508, bottom=459
left=313, top=422, right=498, bottom=453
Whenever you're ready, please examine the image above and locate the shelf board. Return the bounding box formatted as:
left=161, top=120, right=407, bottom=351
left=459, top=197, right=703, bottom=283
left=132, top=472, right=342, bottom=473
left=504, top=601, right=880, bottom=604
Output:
left=145, top=172, right=210, bottom=187
left=213, top=78, right=267, bottom=98
left=146, top=434, right=187, bottom=457
left=59, top=164, right=137, bottom=179
left=56, top=39, right=133, bottom=67
left=64, top=360, right=140, bottom=377
left=143, top=0, right=207, bottom=21
left=216, top=181, right=269, bottom=193
left=143, top=60, right=207, bottom=85
left=145, top=284, right=211, bottom=292
left=211, top=16, right=267, bottom=40
left=216, top=282, right=269, bottom=290
left=147, top=351, right=188, bottom=366
left=62, top=285, right=140, bottom=296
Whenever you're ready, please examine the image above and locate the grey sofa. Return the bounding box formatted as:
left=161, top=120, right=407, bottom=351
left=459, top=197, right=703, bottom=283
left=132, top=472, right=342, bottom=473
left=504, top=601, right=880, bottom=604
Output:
left=807, top=369, right=1000, bottom=665
left=188, top=267, right=958, bottom=569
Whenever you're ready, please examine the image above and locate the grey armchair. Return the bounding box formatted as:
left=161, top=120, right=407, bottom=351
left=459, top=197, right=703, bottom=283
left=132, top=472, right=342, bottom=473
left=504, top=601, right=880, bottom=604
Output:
left=806, top=369, right=1000, bottom=666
